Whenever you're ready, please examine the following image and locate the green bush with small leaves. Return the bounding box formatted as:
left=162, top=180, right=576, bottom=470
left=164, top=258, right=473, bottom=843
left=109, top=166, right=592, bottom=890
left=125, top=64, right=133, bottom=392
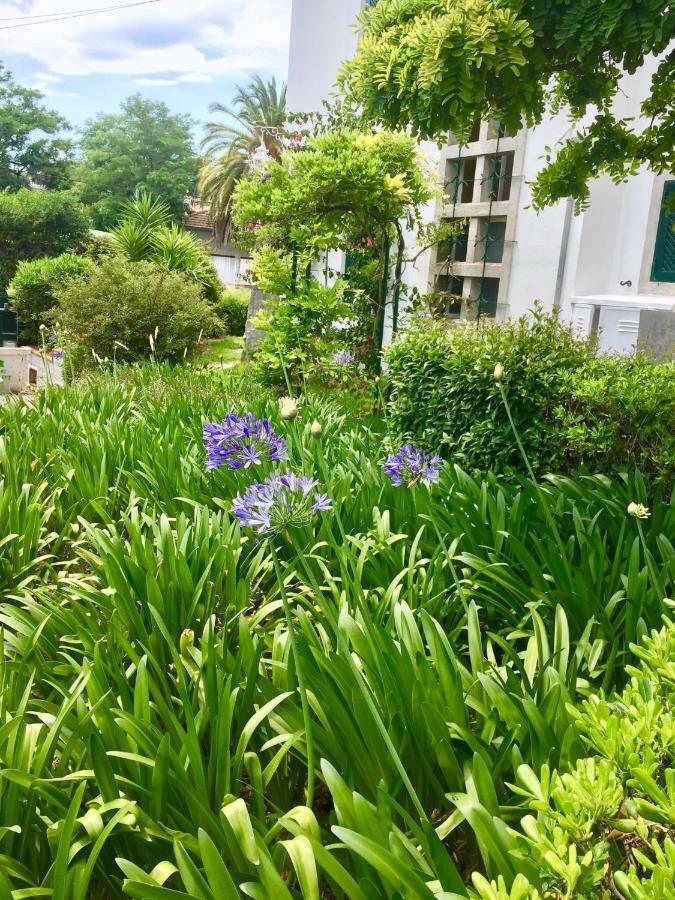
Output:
left=386, top=311, right=675, bottom=484
left=54, top=255, right=218, bottom=370
left=386, top=309, right=594, bottom=475
left=8, top=251, right=93, bottom=345
left=551, top=354, right=675, bottom=486
left=214, top=286, right=250, bottom=336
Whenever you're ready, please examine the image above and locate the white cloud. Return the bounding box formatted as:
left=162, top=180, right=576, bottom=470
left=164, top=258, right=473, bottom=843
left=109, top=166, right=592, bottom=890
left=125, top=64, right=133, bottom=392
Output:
left=0, top=0, right=291, bottom=80
left=135, top=77, right=178, bottom=86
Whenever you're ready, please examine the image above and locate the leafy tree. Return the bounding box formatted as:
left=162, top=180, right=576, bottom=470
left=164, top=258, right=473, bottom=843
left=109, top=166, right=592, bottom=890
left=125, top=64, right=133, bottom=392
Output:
left=0, top=189, right=89, bottom=299
left=76, top=95, right=199, bottom=229
left=199, top=76, right=286, bottom=241
left=0, top=63, right=74, bottom=190
left=341, top=0, right=674, bottom=210
left=232, top=129, right=434, bottom=352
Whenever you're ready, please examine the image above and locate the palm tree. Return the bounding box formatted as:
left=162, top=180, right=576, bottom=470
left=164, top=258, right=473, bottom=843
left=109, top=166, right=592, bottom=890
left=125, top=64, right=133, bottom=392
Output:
left=199, top=76, right=287, bottom=242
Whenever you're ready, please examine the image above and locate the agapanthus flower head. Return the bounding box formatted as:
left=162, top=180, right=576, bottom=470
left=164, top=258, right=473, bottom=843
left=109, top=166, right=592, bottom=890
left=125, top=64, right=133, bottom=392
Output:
left=384, top=444, right=443, bottom=488
left=332, top=349, right=355, bottom=367
left=203, top=412, right=287, bottom=471
left=627, top=501, right=650, bottom=519
left=232, top=470, right=332, bottom=535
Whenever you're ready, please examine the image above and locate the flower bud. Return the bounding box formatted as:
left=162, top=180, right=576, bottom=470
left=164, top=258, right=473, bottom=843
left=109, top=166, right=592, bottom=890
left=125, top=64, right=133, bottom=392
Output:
left=310, top=419, right=323, bottom=438
left=493, top=363, right=504, bottom=381
left=279, top=396, right=299, bottom=421
left=180, top=628, right=194, bottom=655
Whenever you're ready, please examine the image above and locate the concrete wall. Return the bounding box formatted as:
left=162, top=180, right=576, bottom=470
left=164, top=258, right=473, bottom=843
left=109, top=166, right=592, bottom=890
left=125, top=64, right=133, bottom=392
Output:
left=287, top=0, right=361, bottom=113
left=638, top=309, right=675, bottom=360
left=0, top=348, right=63, bottom=394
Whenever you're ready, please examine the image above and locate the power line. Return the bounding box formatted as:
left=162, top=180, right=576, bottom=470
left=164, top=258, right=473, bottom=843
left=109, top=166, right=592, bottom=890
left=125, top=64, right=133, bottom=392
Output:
left=0, top=0, right=162, bottom=29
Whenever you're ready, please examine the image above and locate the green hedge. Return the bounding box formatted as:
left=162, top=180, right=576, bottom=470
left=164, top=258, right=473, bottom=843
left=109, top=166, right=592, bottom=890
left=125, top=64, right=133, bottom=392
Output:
left=213, top=287, right=250, bottom=336
left=385, top=311, right=675, bottom=484
left=8, top=252, right=92, bottom=346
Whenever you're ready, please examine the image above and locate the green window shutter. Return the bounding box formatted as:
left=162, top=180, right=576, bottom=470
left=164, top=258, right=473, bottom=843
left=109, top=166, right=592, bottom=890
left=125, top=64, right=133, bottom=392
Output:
left=651, top=181, right=675, bottom=283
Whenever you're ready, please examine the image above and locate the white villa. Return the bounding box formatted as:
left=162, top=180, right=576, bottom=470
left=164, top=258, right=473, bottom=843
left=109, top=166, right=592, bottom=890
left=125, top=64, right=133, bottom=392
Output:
left=287, top=0, right=675, bottom=355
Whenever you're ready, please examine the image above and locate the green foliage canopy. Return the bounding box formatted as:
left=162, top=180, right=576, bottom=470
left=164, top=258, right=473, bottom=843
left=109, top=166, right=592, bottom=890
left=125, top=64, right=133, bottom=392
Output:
left=341, top=0, right=675, bottom=209
left=76, top=95, right=199, bottom=229
left=0, top=189, right=89, bottom=298
left=232, top=129, right=434, bottom=253
left=111, top=193, right=223, bottom=304
left=0, top=64, right=73, bottom=190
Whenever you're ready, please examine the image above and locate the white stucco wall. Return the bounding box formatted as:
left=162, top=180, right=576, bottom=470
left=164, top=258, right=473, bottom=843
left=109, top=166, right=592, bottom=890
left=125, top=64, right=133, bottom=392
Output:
left=0, top=349, right=63, bottom=394
left=287, top=0, right=361, bottom=113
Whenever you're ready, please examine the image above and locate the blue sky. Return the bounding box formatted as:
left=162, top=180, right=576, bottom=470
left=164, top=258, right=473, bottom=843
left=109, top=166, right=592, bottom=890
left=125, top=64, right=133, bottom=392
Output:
left=0, top=0, right=292, bottom=141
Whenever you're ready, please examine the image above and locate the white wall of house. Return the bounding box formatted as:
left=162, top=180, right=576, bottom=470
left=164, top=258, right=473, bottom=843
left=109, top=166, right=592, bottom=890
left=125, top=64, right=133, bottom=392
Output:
left=287, top=0, right=361, bottom=114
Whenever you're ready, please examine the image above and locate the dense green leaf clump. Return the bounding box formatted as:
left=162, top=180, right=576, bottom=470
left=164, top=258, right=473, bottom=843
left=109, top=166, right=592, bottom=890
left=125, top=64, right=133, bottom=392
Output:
left=7, top=252, right=92, bottom=345
left=341, top=0, right=675, bottom=209
left=112, top=193, right=224, bottom=306
left=54, top=256, right=219, bottom=369
left=386, top=311, right=675, bottom=484
left=232, top=128, right=433, bottom=253
left=0, top=189, right=89, bottom=298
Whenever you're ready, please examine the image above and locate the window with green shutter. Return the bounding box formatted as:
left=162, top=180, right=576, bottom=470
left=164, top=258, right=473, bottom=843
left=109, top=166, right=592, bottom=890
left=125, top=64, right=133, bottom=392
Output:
left=651, top=181, right=675, bottom=283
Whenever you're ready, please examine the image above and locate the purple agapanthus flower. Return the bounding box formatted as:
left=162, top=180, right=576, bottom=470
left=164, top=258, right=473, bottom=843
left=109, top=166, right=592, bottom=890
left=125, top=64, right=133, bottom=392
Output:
left=232, top=471, right=332, bottom=535
left=384, top=444, right=443, bottom=488
left=203, top=413, right=287, bottom=471
left=331, top=349, right=355, bottom=366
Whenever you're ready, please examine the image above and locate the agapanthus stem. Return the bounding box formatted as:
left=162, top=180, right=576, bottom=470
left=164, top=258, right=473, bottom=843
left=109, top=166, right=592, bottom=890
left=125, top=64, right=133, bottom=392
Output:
left=270, top=542, right=315, bottom=808
left=497, top=382, right=571, bottom=570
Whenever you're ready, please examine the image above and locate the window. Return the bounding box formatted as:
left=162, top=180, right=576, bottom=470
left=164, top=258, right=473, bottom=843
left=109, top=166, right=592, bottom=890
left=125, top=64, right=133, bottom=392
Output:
left=651, top=181, right=675, bottom=282
left=475, top=278, right=500, bottom=318
left=477, top=220, right=506, bottom=263
left=28, top=366, right=38, bottom=386
left=482, top=152, right=514, bottom=202
left=437, top=221, right=469, bottom=263
left=435, top=275, right=464, bottom=317
left=445, top=157, right=477, bottom=205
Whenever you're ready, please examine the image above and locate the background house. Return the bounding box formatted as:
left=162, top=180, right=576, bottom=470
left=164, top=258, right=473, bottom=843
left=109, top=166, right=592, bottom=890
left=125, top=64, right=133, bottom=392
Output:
left=287, top=0, right=675, bottom=355
left=184, top=203, right=252, bottom=288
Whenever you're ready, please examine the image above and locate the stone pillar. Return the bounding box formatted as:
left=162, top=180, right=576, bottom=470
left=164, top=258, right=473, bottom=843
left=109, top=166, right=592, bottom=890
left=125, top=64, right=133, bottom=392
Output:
left=244, top=287, right=273, bottom=357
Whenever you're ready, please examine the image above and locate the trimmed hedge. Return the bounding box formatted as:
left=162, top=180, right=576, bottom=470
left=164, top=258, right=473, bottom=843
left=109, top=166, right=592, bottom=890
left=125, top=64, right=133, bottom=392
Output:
left=386, top=311, right=675, bottom=484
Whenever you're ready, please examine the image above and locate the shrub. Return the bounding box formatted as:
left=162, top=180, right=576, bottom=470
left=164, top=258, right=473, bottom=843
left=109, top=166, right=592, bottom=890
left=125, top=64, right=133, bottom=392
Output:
left=0, top=189, right=89, bottom=296
left=386, top=309, right=594, bottom=475
left=111, top=195, right=224, bottom=305
left=214, top=286, right=250, bottom=336
left=552, top=354, right=675, bottom=485
left=7, top=252, right=92, bottom=345
left=386, top=310, right=675, bottom=483
left=54, top=256, right=218, bottom=370
left=252, top=279, right=351, bottom=386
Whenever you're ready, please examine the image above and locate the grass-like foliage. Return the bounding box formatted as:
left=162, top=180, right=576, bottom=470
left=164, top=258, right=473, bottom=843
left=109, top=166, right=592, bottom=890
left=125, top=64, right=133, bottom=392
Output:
left=0, top=363, right=672, bottom=897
